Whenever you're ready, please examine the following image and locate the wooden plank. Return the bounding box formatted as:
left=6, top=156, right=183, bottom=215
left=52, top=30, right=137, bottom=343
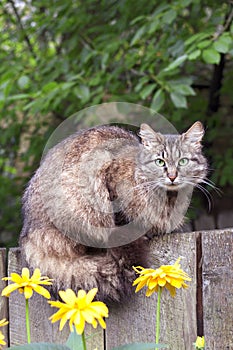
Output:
left=8, top=248, right=104, bottom=349
left=106, top=232, right=197, bottom=350
left=0, top=248, right=8, bottom=348
left=202, top=228, right=233, bottom=350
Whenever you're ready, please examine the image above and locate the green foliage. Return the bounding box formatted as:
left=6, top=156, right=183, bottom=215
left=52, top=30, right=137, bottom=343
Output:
left=8, top=344, right=70, bottom=350
left=0, top=0, right=232, bottom=245
left=112, top=343, right=168, bottom=349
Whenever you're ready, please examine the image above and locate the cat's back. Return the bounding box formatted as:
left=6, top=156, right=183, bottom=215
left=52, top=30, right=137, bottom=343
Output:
left=22, top=125, right=140, bottom=237
left=40, top=125, right=139, bottom=169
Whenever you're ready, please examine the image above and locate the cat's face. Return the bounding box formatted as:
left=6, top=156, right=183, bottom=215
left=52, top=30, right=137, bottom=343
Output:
left=138, top=122, right=207, bottom=191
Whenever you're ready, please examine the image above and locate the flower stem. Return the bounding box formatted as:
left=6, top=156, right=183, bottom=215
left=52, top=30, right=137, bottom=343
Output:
left=25, top=299, right=31, bottom=344
left=82, top=331, right=87, bottom=350
left=155, top=286, right=162, bottom=348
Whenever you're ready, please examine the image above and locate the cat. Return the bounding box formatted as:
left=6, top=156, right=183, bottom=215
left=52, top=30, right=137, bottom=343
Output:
left=20, top=121, right=207, bottom=302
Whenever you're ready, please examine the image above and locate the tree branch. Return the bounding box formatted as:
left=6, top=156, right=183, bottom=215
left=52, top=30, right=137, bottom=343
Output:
left=207, top=3, right=233, bottom=115
left=8, top=0, right=37, bottom=59
left=213, top=2, right=233, bottom=39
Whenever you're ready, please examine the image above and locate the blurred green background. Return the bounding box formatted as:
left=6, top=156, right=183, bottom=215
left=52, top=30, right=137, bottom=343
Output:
left=0, top=0, right=233, bottom=247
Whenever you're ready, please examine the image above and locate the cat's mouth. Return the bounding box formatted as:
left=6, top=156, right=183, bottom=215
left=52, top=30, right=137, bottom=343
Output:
left=166, top=184, right=179, bottom=190
left=165, top=182, right=184, bottom=190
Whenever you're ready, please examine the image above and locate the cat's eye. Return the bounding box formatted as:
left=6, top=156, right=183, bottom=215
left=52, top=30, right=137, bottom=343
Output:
left=155, top=158, right=165, bottom=167
left=178, top=158, right=189, bottom=166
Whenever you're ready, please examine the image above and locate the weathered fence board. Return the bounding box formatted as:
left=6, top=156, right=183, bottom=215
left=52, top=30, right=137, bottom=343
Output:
left=106, top=231, right=197, bottom=350
left=151, top=232, right=198, bottom=349
left=202, top=229, right=233, bottom=350
left=7, top=248, right=104, bottom=349
left=0, top=249, right=8, bottom=348
left=0, top=229, right=232, bottom=349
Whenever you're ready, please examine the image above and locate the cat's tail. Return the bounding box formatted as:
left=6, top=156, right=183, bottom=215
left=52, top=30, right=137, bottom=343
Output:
left=20, top=225, right=149, bottom=303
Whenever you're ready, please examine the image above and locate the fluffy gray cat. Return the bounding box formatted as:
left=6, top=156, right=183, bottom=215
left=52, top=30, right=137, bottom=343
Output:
left=20, top=121, right=207, bottom=302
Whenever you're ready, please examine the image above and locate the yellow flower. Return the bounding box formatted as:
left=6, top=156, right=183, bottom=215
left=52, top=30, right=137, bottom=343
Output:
left=133, top=257, right=191, bottom=297
left=0, top=319, right=8, bottom=328
left=2, top=267, right=53, bottom=300
left=0, top=331, right=6, bottom=346
left=49, top=288, right=109, bottom=334
left=195, top=336, right=205, bottom=349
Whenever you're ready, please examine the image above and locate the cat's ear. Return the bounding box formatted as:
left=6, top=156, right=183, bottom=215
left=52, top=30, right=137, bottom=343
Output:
left=139, top=123, right=164, bottom=149
left=182, top=121, right=204, bottom=146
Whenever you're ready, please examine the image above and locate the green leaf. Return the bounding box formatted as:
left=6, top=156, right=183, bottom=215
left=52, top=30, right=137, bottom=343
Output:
left=180, top=0, right=192, bottom=6
left=130, top=26, right=147, bottom=46
left=171, top=84, right=195, bottom=96
left=148, top=19, right=159, bottom=34
left=163, top=55, right=187, bottom=72
left=7, top=94, right=30, bottom=101
left=202, top=48, right=221, bottom=64
left=151, top=89, right=165, bottom=112
left=184, top=32, right=211, bottom=46
left=162, top=9, right=177, bottom=24
left=197, top=40, right=211, bottom=49
left=74, top=85, right=90, bottom=103
left=188, top=49, right=201, bottom=60
left=42, top=82, right=58, bottom=93
left=140, top=83, right=157, bottom=99
left=17, top=75, right=30, bottom=89
left=213, top=34, right=232, bottom=53
left=112, top=343, right=168, bottom=350
left=61, top=82, right=76, bottom=90
left=65, top=329, right=83, bottom=350
left=130, top=15, right=146, bottom=25
left=170, top=92, right=187, bottom=108
left=8, top=343, right=70, bottom=350
left=134, top=76, right=150, bottom=92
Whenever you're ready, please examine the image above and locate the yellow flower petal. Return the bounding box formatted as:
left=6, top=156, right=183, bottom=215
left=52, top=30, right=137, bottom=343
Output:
left=90, top=302, right=109, bottom=317
left=85, top=288, right=98, bottom=304
left=0, top=330, right=6, bottom=346
left=49, top=309, right=67, bottom=323
left=22, top=268, right=30, bottom=281
left=48, top=300, right=66, bottom=308
left=74, top=314, right=85, bottom=335
left=165, top=283, right=176, bottom=297
left=157, top=278, right=166, bottom=287
left=92, top=319, right=98, bottom=329
left=32, top=285, right=51, bottom=299
left=195, top=336, right=205, bottom=348
left=31, top=268, right=41, bottom=280
left=0, top=319, right=9, bottom=327
left=49, top=288, right=109, bottom=334
left=59, top=316, right=68, bottom=331
left=134, top=282, right=146, bottom=293
left=9, top=273, right=23, bottom=284
left=59, top=289, right=76, bottom=305
left=77, top=290, right=87, bottom=299
left=24, top=286, right=33, bottom=299
left=132, top=258, right=191, bottom=297
left=97, top=317, right=106, bottom=329
left=2, top=267, right=52, bottom=301
left=1, top=283, right=20, bottom=297
left=81, top=309, right=95, bottom=324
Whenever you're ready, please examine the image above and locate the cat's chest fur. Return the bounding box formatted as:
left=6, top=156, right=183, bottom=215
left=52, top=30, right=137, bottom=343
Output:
left=103, top=158, right=189, bottom=234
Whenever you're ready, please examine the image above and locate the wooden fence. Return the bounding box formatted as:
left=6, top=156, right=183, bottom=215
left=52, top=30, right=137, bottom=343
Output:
left=0, top=228, right=232, bottom=350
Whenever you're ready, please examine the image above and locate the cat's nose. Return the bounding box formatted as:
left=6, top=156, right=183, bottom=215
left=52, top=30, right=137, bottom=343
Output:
left=168, top=173, right=177, bottom=182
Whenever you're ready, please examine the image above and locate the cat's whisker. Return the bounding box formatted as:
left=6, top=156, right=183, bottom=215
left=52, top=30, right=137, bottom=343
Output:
left=190, top=176, right=222, bottom=195
left=184, top=180, right=212, bottom=211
